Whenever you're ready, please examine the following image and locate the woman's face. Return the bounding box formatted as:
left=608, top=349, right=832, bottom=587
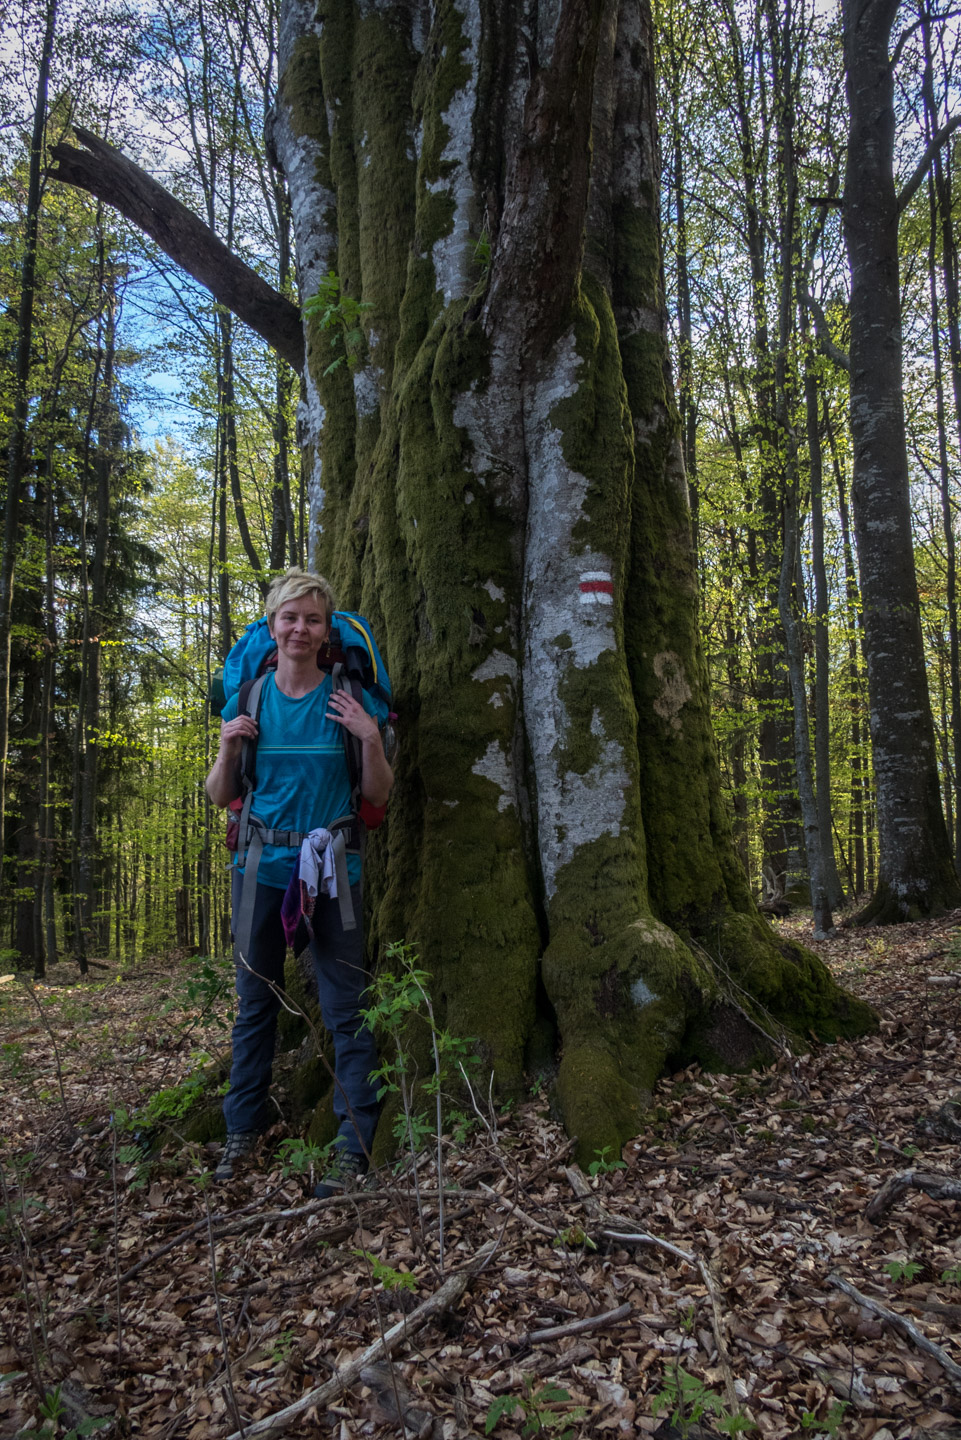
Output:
left=270, top=593, right=330, bottom=661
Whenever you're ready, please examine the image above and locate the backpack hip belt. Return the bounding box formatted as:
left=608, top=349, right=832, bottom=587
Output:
left=233, top=813, right=358, bottom=967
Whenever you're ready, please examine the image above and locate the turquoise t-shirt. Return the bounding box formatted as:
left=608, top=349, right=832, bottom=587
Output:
left=223, top=672, right=378, bottom=888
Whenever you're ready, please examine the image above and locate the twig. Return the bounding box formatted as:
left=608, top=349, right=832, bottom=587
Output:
left=827, top=1273, right=961, bottom=1389
left=201, top=1178, right=247, bottom=1436
left=222, top=1239, right=499, bottom=1439
left=526, top=1302, right=632, bottom=1344
left=110, top=1123, right=123, bottom=1365
left=116, top=1181, right=291, bottom=1281
left=478, top=1182, right=560, bottom=1238
left=865, top=1169, right=961, bottom=1223
left=16, top=976, right=72, bottom=1126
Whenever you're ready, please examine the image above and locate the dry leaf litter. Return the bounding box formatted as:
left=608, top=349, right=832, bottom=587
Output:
left=1, top=913, right=961, bottom=1438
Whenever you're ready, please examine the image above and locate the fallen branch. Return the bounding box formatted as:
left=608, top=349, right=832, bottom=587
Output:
left=223, top=1239, right=499, bottom=1439
left=926, top=974, right=960, bottom=987
left=827, top=1273, right=961, bottom=1389
left=526, top=1301, right=632, bottom=1344
left=562, top=1166, right=738, bottom=1417
left=478, top=1181, right=559, bottom=1238
left=865, top=1169, right=961, bottom=1224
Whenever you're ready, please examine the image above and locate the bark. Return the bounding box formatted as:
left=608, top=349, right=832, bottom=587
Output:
left=268, top=0, right=873, bottom=1159
left=805, top=358, right=845, bottom=909
left=49, top=125, right=305, bottom=373
left=841, top=0, right=961, bottom=921
left=68, top=0, right=874, bottom=1156
left=76, top=276, right=119, bottom=963
left=0, top=0, right=57, bottom=892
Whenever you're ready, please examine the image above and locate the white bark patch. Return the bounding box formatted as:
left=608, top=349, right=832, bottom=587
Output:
left=631, top=976, right=657, bottom=1008
left=522, top=332, right=630, bottom=901
left=353, top=366, right=380, bottom=419
left=472, top=741, right=516, bottom=813
left=652, top=651, right=692, bottom=732
left=427, top=3, right=481, bottom=305
left=484, top=580, right=505, bottom=602
left=276, top=0, right=339, bottom=536
left=472, top=649, right=518, bottom=685
left=535, top=0, right=565, bottom=67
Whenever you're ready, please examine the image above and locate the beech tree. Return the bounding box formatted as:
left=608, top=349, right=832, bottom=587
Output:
left=54, top=0, right=873, bottom=1157
left=842, top=0, right=961, bottom=921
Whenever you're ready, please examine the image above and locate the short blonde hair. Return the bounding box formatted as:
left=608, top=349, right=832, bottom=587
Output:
left=266, top=567, right=336, bottom=629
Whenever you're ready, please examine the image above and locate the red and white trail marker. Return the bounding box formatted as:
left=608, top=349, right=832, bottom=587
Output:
left=579, top=571, right=614, bottom=605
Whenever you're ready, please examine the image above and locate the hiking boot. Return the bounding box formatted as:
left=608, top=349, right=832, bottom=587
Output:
left=214, top=1131, right=258, bottom=1182
left=313, top=1149, right=368, bottom=1199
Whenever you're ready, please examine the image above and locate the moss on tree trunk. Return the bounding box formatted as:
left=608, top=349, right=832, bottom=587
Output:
left=272, top=0, right=875, bottom=1165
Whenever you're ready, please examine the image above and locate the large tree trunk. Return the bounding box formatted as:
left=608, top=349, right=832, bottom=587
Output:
left=842, top=0, right=961, bottom=922
left=269, top=0, right=872, bottom=1159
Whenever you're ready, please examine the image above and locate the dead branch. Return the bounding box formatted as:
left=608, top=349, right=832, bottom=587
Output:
left=865, top=1168, right=961, bottom=1223
left=562, top=1165, right=738, bottom=1416
left=48, top=126, right=304, bottom=372
left=826, top=1273, right=961, bottom=1389
left=526, top=1301, right=632, bottom=1344
left=222, top=1239, right=499, bottom=1439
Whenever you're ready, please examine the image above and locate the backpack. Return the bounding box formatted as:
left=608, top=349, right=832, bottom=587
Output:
left=213, top=611, right=395, bottom=852
left=215, top=612, right=394, bottom=956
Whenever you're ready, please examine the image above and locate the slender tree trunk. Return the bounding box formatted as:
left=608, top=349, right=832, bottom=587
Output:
left=0, top=0, right=57, bottom=889
left=805, top=356, right=845, bottom=907
left=841, top=0, right=960, bottom=920
left=922, top=23, right=961, bottom=864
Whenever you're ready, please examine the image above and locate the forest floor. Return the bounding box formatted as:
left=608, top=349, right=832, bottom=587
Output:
left=1, top=915, right=961, bottom=1440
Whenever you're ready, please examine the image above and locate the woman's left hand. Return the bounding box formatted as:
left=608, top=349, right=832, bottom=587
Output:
left=327, top=689, right=381, bottom=741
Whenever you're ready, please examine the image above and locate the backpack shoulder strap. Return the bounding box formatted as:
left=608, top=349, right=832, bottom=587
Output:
left=331, top=662, right=365, bottom=812
left=236, top=673, right=268, bottom=866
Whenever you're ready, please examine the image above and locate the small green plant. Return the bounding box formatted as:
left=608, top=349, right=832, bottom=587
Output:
left=941, top=1265, right=961, bottom=1285
left=652, top=1367, right=756, bottom=1438
left=20, top=1385, right=111, bottom=1439
left=275, top=1136, right=330, bottom=1178
left=885, top=1259, right=923, bottom=1284
left=587, top=1146, right=626, bottom=1177
left=472, top=230, right=492, bottom=273
left=800, top=1399, right=849, bottom=1436
left=353, top=1248, right=418, bottom=1292
left=269, top=1328, right=296, bottom=1363
left=165, top=955, right=235, bottom=1031
left=554, top=1225, right=597, bottom=1251
left=303, top=270, right=372, bottom=375
left=678, top=1302, right=696, bottom=1335
left=485, top=1379, right=586, bottom=1437
left=901, top=1143, right=918, bottom=1158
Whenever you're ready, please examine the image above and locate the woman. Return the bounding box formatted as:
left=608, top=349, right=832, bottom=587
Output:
left=206, top=568, right=393, bottom=1192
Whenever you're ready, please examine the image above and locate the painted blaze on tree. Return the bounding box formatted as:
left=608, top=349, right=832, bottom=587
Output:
left=273, top=0, right=872, bottom=1160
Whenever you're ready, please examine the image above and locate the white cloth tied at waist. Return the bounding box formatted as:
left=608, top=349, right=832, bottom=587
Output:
left=299, top=827, right=339, bottom=899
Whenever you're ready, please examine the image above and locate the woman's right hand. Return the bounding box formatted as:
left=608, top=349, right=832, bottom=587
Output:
left=218, top=714, right=258, bottom=759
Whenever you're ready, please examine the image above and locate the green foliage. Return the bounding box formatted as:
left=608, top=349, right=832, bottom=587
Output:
left=587, top=1146, right=626, bottom=1177
left=275, top=1136, right=331, bottom=1178
left=360, top=940, right=482, bottom=1155
left=652, top=1367, right=756, bottom=1438
left=19, top=1385, right=111, bottom=1439
left=800, top=1400, right=849, bottom=1437
left=485, top=1380, right=586, bottom=1438
left=884, top=1259, right=922, bottom=1284
left=164, top=956, right=236, bottom=1033
left=352, top=1249, right=417, bottom=1292
left=268, top=1329, right=296, bottom=1363
left=303, top=270, right=373, bottom=374
left=553, top=1225, right=596, bottom=1251
left=941, top=1266, right=961, bottom=1286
